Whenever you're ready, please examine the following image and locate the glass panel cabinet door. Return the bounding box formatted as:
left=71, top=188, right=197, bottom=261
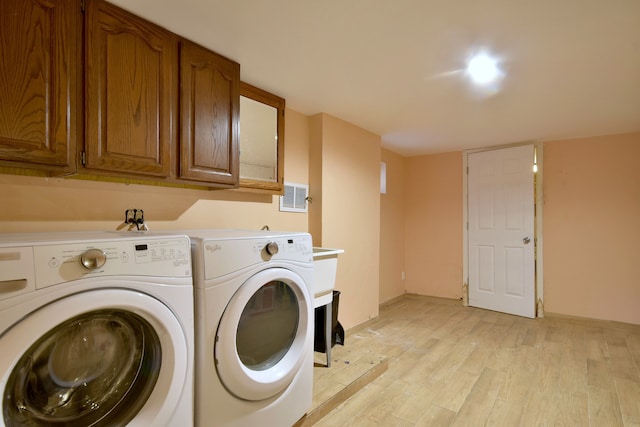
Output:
left=239, top=82, right=285, bottom=193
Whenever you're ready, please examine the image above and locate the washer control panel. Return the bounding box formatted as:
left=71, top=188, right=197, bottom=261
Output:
left=32, top=236, right=192, bottom=289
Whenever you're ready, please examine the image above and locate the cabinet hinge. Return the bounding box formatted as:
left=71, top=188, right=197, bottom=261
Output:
left=80, top=0, right=85, bottom=13
left=81, top=151, right=86, bottom=165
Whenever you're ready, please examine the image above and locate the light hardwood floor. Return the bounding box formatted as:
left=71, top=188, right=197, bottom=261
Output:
left=308, top=295, right=640, bottom=426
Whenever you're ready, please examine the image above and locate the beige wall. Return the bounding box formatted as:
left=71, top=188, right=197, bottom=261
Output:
left=309, top=113, right=381, bottom=329
left=395, top=133, right=640, bottom=325
left=0, top=108, right=309, bottom=234
left=308, top=115, right=324, bottom=246
left=543, top=132, right=640, bottom=325
left=3, top=101, right=638, bottom=328
left=403, top=152, right=463, bottom=299
left=379, top=149, right=406, bottom=304
left=0, top=107, right=381, bottom=330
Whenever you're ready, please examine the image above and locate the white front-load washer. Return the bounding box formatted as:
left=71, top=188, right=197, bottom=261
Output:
left=0, top=231, right=194, bottom=427
left=187, top=230, right=314, bottom=427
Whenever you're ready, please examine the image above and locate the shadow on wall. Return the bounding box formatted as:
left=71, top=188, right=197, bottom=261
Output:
left=0, top=174, right=271, bottom=223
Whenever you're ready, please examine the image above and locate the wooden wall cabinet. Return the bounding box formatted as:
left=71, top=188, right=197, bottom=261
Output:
left=84, top=0, right=175, bottom=178
left=84, top=0, right=240, bottom=187
left=1, top=0, right=243, bottom=189
left=179, top=40, right=239, bottom=186
left=0, top=0, right=80, bottom=175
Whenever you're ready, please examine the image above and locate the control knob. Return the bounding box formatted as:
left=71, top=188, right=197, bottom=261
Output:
left=265, top=241, right=279, bottom=256
left=80, top=248, right=107, bottom=270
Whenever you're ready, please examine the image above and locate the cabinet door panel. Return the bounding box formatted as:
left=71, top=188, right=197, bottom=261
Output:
left=0, top=0, right=79, bottom=173
left=180, top=40, right=239, bottom=185
left=85, top=0, right=174, bottom=177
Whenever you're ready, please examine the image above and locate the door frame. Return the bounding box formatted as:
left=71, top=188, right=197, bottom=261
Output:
left=462, top=142, right=545, bottom=318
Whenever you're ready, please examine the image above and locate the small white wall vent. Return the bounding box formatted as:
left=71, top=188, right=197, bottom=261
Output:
left=280, top=182, right=308, bottom=213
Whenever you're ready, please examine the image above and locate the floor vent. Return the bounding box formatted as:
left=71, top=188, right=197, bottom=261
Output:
left=280, top=182, right=308, bottom=213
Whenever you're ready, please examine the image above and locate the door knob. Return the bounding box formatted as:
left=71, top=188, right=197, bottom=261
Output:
left=523, top=237, right=531, bottom=244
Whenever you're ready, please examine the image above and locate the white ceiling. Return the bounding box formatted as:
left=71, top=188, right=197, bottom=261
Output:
left=110, top=0, right=640, bottom=156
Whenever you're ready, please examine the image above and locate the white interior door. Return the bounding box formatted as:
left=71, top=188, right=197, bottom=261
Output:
left=468, top=145, right=535, bottom=318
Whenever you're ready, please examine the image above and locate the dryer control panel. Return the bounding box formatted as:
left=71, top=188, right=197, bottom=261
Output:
left=199, top=233, right=313, bottom=280
left=31, top=236, right=192, bottom=289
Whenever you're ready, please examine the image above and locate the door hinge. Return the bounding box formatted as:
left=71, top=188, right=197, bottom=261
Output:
left=80, top=151, right=86, bottom=165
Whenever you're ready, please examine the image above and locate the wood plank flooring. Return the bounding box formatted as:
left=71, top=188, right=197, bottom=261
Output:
left=306, top=295, right=640, bottom=426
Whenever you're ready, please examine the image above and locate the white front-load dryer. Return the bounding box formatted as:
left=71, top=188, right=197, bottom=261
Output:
left=187, top=230, right=314, bottom=427
left=0, top=231, right=194, bottom=427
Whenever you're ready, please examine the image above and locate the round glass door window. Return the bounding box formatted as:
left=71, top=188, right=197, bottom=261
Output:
left=215, top=267, right=311, bottom=401
left=236, top=280, right=299, bottom=371
left=3, top=309, right=161, bottom=426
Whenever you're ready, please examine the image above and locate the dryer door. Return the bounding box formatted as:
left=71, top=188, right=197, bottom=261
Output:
left=215, top=267, right=312, bottom=401
left=0, top=289, right=188, bottom=427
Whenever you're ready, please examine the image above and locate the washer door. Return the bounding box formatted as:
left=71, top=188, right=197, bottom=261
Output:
left=0, top=289, right=188, bottom=427
left=215, top=268, right=311, bottom=401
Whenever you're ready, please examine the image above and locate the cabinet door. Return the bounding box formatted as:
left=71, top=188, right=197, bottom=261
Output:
left=179, top=40, right=239, bottom=186
left=84, top=0, right=175, bottom=178
left=239, top=82, right=285, bottom=193
left=0, top=0, right=80, bottom=174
